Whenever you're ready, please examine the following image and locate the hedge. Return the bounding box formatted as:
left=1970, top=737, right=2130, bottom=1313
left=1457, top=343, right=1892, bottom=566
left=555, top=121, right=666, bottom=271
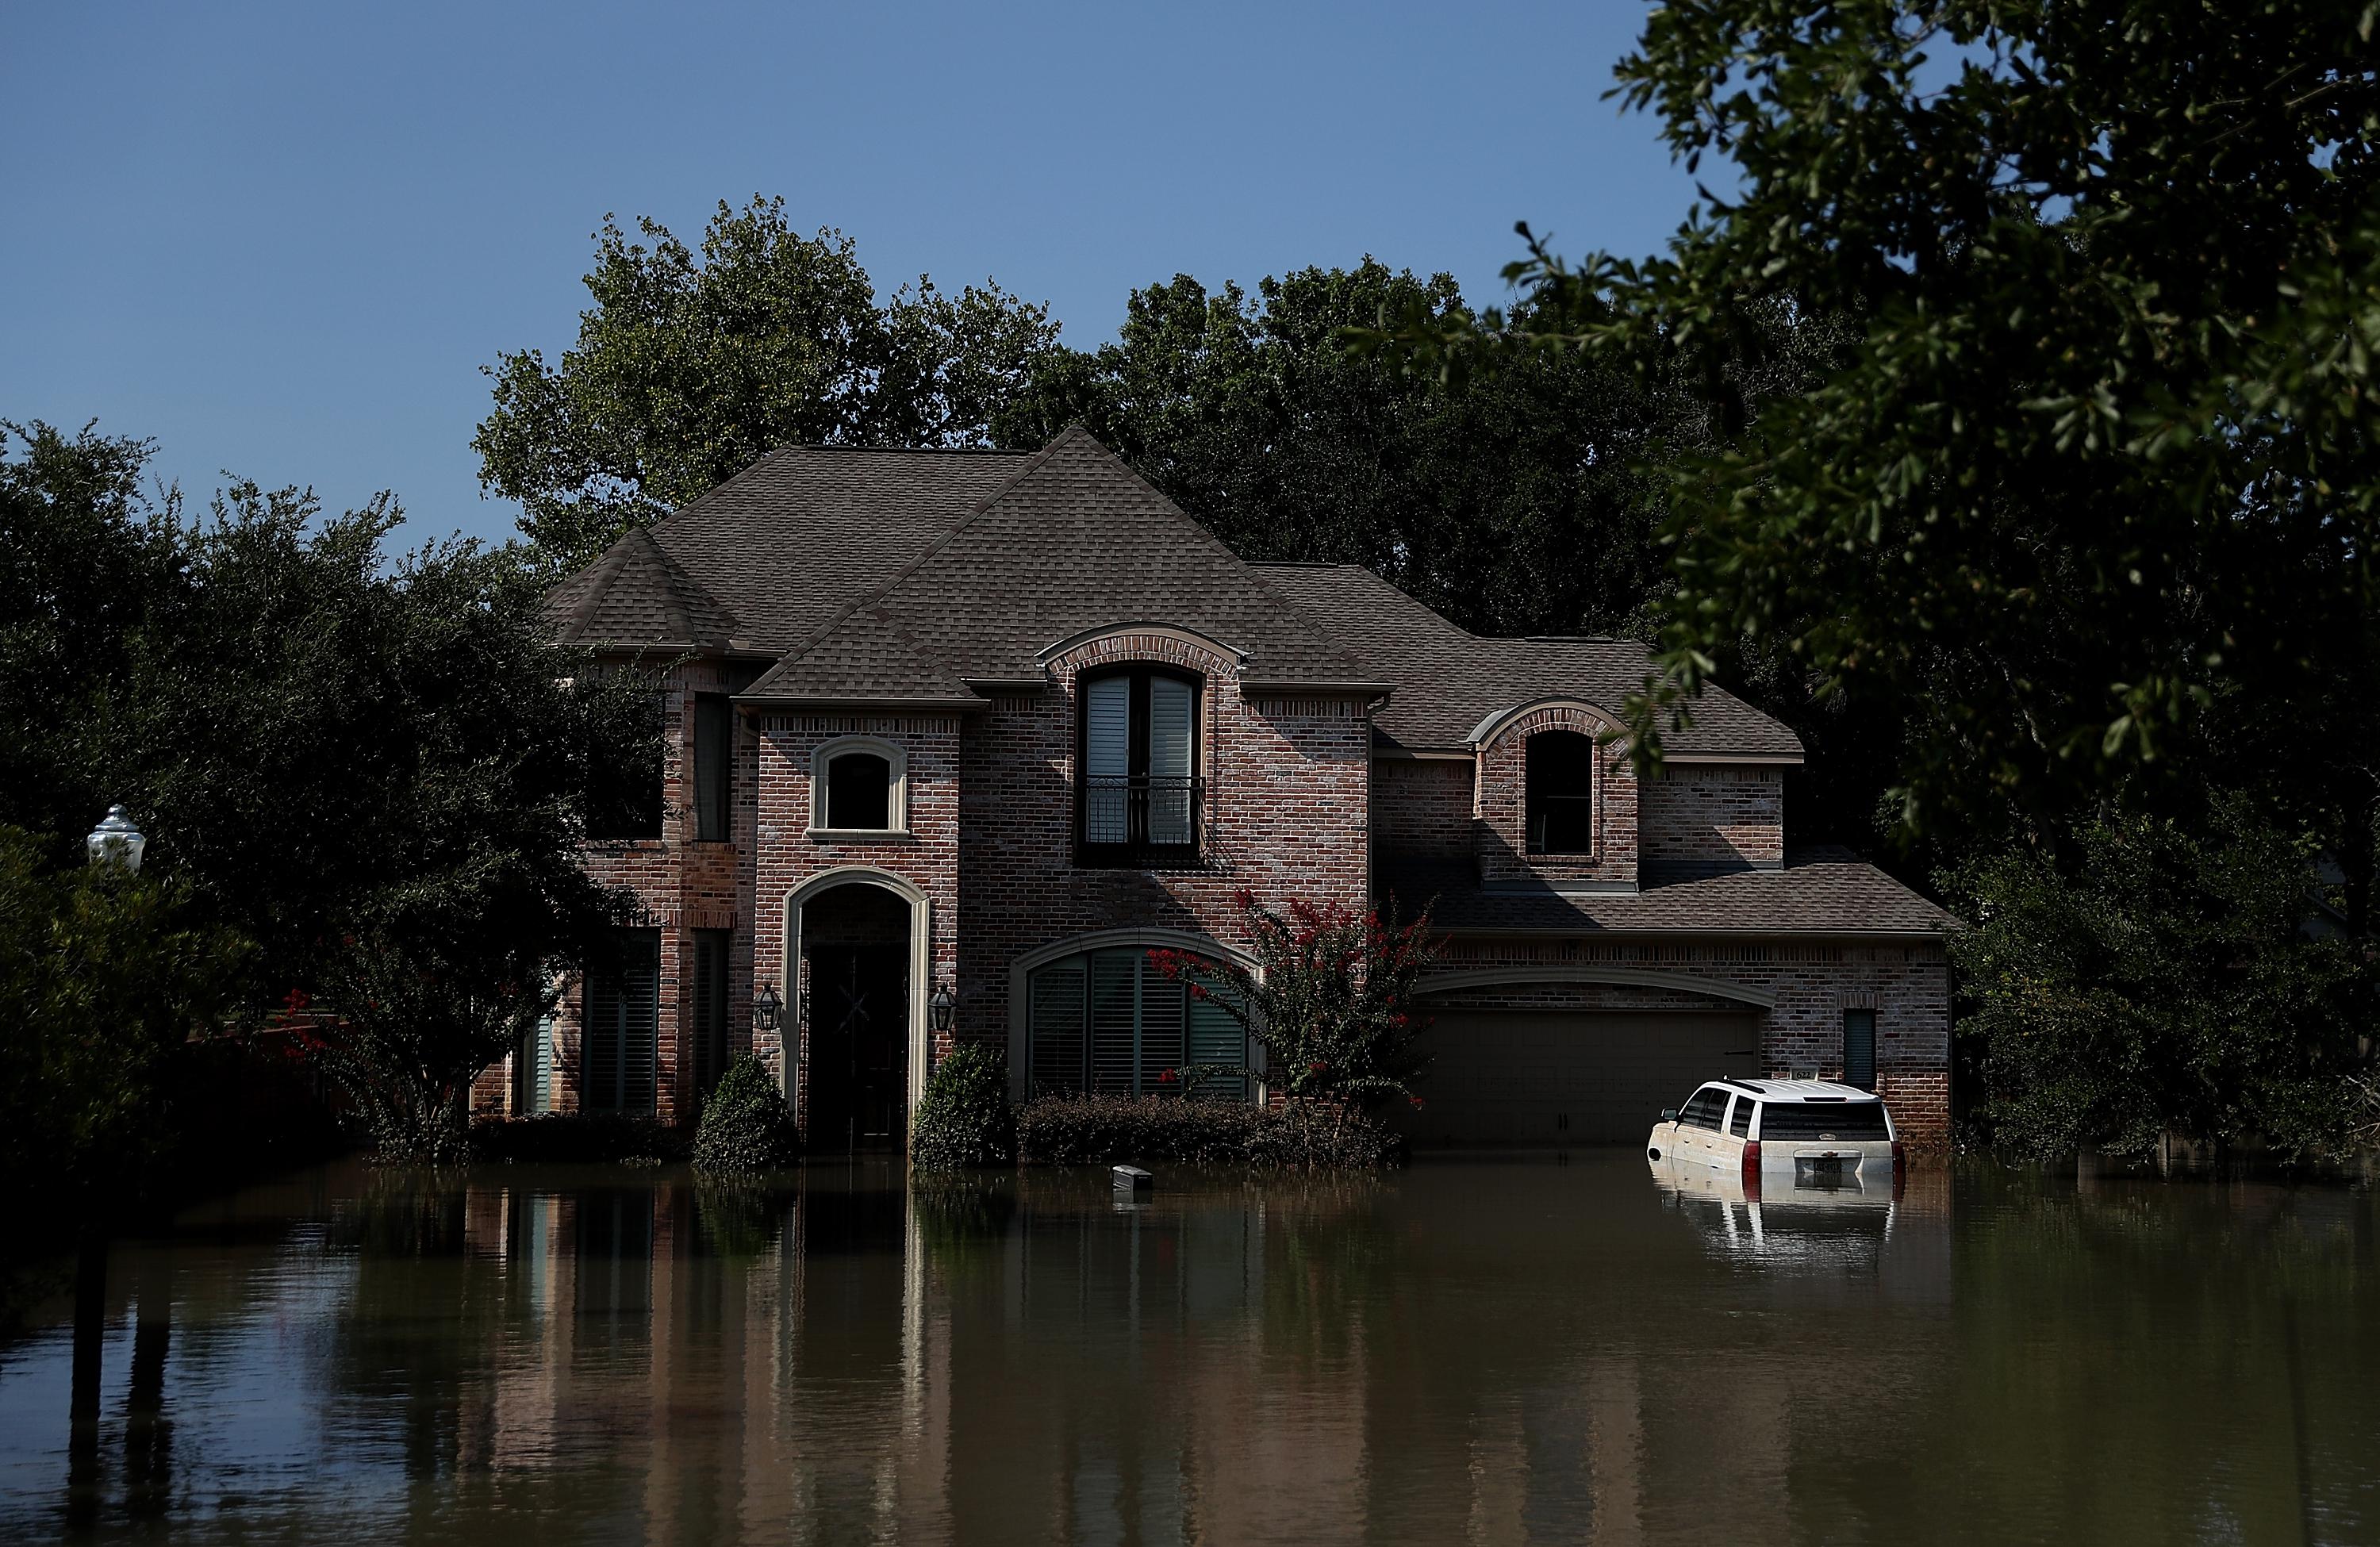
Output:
left=1015, top=1096, right=1404, bottom=1170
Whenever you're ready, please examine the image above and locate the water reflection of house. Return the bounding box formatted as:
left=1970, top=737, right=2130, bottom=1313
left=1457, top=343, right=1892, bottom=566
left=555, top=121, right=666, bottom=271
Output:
left=423, top=1165, right=1958, bottom=1543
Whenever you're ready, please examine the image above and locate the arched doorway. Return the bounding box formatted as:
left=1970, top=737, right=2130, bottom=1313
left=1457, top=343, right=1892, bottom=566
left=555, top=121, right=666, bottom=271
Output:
left=795, top=879, right=917, bottom=1152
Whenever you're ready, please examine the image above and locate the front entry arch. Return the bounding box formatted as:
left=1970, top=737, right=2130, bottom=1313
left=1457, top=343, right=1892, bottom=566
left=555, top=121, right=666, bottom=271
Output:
left=782, top=868, right=934, bottom=1149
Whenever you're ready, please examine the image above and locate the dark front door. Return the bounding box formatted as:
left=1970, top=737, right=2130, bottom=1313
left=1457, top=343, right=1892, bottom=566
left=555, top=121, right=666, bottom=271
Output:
left=807, top=943, right=909, bottom=1151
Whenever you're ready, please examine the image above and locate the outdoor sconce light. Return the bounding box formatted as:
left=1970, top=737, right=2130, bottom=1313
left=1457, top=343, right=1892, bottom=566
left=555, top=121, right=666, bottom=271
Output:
left=86, top=805, right=147, bottom=873
left=929, top=984, right=957, bottom=1034
left=753, top=981, right=782, bottom=1034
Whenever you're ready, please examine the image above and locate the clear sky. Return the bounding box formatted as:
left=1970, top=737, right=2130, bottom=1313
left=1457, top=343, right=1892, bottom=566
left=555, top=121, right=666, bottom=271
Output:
left=2, top=2, right=1706, bottom=551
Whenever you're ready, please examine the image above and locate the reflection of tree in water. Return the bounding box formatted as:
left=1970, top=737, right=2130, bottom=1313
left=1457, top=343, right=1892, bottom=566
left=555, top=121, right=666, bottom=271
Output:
left=913, top=1173, right=1018, bottom=1290
left=1886, top=1169, right=2378, bottom=1545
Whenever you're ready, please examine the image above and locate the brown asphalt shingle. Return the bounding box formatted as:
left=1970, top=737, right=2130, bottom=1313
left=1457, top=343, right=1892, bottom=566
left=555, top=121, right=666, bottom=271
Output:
left=649, top=445, right=1030, bottom=651
left=546, top=526, right=742, bottom=649
left=745, top=426, right=1381, bottom=701
left=1252, top=562, right=1803, bottom=759
left=1376, top=850, right=1955, bottom=936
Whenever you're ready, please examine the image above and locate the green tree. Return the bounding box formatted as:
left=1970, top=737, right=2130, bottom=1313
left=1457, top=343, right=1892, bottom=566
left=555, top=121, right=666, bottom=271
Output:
left=0, top=826, right=249, bottom=1232
left=1949, top=798, right=2369, bottom=1161
left=478, top=196, right=1063, bottom=573
left=998, top=261, right=1687, bottom=639
left=1, top=422, right=660, bottom=1161
left=1401, top=3, right=2380, bottom=845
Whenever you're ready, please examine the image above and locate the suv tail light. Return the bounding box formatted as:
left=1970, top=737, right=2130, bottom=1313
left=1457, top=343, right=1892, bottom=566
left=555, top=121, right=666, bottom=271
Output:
left=1741, top=1139, right=1761, bottom=1191
left=1891, top=1139, right=1906, bottom=1170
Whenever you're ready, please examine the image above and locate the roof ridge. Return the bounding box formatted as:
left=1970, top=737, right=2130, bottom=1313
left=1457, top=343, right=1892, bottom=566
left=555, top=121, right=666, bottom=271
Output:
left=1028, top=428, right=1372, bottom=679
left=766, top=428, right=1079, bottom=670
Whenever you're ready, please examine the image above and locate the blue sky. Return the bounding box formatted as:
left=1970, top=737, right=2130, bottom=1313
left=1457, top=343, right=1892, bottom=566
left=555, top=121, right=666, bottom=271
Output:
left=2, top=2, right=1706, bottom=551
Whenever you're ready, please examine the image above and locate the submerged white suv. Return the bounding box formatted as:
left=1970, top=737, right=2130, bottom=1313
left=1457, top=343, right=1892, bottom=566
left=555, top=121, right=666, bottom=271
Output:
left=1645, top=1079, right=1902, bottom=1191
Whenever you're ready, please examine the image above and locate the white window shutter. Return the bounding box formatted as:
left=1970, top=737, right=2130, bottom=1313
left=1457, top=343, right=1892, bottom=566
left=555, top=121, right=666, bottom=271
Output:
left=1085, top=677, right=1131, bottom=777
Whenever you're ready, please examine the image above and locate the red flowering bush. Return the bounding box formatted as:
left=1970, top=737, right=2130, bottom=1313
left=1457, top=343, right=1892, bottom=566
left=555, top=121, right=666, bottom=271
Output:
left=1150, top=896, right=1441, bottom=1112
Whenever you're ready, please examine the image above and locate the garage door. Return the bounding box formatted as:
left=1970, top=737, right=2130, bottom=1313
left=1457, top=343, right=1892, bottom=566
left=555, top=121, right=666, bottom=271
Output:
left=1392, top=1010, right=1760, bottom=1146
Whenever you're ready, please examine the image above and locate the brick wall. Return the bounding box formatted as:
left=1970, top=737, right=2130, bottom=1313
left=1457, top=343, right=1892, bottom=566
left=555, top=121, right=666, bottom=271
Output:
left=1429, top=935, right=1953, bottom=1152
left=1639, top=765, right=1785, bottom=873
left=1371, top=755, right=1474, bottom=861
left=956, top=631, right=1372, bottom=1059
left=748, top=712, right=962, bottom=1130
left=482, top=658, right=754, bottom=1126
left=1473, top=704, right=1639, bottom=890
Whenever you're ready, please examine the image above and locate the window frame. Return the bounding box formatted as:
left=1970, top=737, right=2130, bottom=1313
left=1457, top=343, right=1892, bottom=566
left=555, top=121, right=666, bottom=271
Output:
left=1524, top=728, right=1599, bottom=856
left=1023, top=946, right=1249, bottom=1101
left=1074, top=665, right=1204, bottom=869
left=807, top=735, right=909, bottom=838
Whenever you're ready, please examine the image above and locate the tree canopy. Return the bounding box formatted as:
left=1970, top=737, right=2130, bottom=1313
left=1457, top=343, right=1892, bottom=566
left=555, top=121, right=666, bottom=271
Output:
left=1419, top=2, right=2378, bottom=843
left=477, top=196, right=1063, bottom=574
left=2, top=420, right=661, bottom=1157
left=996, top=260, right=1687, bottom=639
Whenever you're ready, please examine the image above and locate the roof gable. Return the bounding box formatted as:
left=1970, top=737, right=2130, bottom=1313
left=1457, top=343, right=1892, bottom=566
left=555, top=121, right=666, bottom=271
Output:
left=1253, top=562, right=1802, bottom=760
left=756, top=426, right=1378, bottom=698
left=546, top=525, right=742, bottom=649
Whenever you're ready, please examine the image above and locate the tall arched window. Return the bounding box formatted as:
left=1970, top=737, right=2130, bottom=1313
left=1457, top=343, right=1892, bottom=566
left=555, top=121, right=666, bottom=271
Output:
left=1077, top=667, right=1201, bottom=865
left=1027, top=947, right=1246, bottom=1100
left=1525, top=730, right=1597, bottom=854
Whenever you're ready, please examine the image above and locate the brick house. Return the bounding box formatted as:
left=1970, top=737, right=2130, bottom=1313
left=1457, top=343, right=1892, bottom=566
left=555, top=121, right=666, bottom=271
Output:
left=487, top=425, right=1952, bottom=1150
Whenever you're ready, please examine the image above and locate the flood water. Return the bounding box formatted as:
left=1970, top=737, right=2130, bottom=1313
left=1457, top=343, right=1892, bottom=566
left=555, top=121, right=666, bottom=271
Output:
left=1, top=1154, right=2375, bottom=1545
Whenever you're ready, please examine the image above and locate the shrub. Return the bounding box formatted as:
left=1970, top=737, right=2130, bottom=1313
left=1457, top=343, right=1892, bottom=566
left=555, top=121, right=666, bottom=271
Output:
left=910, top=1041, right=1016, bottom=1171
left=1015, top=1095, right=1403, bottom=1170
left=470, top=1112, right=683, bottom=1164
left=691, top=1056, right=800, bottom=1175
left=1152, top=893, right=1441, bottom=1111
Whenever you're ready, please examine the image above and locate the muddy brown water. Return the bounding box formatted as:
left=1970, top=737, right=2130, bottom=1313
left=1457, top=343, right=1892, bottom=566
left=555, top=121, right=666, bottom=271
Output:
left=1, top=1154, right=2374, bottom=1545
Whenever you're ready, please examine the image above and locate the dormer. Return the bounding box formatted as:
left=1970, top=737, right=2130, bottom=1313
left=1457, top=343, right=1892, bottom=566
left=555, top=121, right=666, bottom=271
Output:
left=1468, top=698, right=1641, bottom=893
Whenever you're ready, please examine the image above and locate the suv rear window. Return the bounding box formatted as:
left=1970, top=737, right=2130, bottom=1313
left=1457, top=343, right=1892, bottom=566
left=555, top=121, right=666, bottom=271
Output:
left=1757, top=1102, right=1890, bottom=1141
left=1729, top=1098, right=1756, bottom=1138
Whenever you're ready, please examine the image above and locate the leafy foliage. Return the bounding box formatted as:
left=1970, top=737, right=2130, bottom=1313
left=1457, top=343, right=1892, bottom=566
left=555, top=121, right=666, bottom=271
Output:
left=478, top=196, right=1063, bottom=573
left=0, top=420, right=658, bottom=1163
left=909, top=1040, right=1016, bottom=1172
left=0, top=825, right=250, bottom=1219
left=1015, top=1096, right=1404, bottom=1170
left=1384, top=3, right=2380, bottom=846
left=1949, top=798, right=2370, bottom=1161
left=996, top=261, right=1687, bottom=639
left=1152, top=894, right=1441, bottom=1111
left=691, top=1055, right=800, bottom=1176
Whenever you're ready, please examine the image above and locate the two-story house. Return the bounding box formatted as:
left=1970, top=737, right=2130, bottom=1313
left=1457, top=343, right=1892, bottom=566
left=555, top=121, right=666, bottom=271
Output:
left=490, top=425, right=1952, bottom=1150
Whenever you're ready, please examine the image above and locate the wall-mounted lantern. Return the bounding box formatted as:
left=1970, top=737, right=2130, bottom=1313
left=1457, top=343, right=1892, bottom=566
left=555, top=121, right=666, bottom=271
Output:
left=929, top=984, right=956, bottom=1035
left=753, top=981, right=782, bottom=1034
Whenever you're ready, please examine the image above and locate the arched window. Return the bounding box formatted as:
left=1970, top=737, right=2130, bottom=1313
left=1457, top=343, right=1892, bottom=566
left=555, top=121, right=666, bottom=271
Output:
left=1077, top=666, right=1200, bottom=864
left=809, top=739, right=906, bottom=834
left=1027, top=947, right=1246, bottom=1100
left=1525, top=730, right=1597, bottom=854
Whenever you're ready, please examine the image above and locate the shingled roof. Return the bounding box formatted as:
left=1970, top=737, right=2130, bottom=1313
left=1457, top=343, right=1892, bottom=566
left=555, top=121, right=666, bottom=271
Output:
left=650, top=445, right=1030, bottom=651
left=546, top=526, right=743, bottom=650
left=1252, top=562, right=1802, bottom=759
left=742, top=427, right=1381, bottom=703
left=1377, top=850, right=1954, bottom=937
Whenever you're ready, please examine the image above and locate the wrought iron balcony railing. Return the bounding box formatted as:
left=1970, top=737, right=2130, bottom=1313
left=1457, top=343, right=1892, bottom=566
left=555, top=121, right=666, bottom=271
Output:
left=1081, top=774, right=1203, bottom=865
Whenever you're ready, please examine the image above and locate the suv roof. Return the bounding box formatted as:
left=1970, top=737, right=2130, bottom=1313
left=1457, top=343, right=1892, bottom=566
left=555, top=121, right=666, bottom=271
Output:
left=1710, top=1079, right=1879, bottom=1102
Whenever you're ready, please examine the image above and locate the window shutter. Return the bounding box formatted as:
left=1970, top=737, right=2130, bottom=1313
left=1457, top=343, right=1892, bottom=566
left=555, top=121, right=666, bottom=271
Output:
left=1089, top=950, right=1139, bottom=1093
left=1147, top=676, right=1195, bottom=845
left=1084, top=677, right=1131, bottom=843
left=1188, top=992, right=1246, bottom=1100
left=1029, top=962, right=1088, bottom=1095
left=693, top=695, right=731, bottom=842
left=1138, top=970, right=1186, bottom=1093
left=585, top=973, right=621, bottom=1111
left=624, top=935, right=658, bottom=1113
left=532, top=1010, right=556, bottom=1112
left=1843, top=1008, right=1877, bottom=1091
